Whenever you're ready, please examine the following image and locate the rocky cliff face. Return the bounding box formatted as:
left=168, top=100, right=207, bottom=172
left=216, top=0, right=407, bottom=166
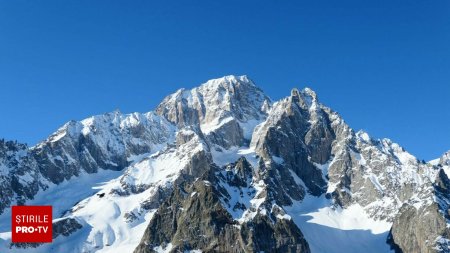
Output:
left=439, top=151, right=450, bottom=166
left=0, top=75, right=449, bottom=253
left=134, top=158, right=310, bottom=253
left=33, top=111, right=175, bottom=183
left=387, top=153, right=450, bottom=253
left=0, top=140, right=43, bottom=215
left=155, top=75, right=270, bottom=148
left=0, top=111, right=175, bottom=215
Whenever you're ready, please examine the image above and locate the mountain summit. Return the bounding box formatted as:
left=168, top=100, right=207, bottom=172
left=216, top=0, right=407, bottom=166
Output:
left=0, top=76, right=448, bottom=253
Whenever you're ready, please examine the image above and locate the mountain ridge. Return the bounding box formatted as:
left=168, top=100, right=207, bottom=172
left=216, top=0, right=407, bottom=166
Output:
left=0, top=75, right=448, bottom=253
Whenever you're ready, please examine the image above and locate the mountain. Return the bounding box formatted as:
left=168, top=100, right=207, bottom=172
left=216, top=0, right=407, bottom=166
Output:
left=0, top=75, right=449, bottom=253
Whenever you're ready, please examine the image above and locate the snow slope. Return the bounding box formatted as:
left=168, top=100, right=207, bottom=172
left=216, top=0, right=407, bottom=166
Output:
left=0, top=75, right=448, bottom=253
left=285, top=195, right=392, bottom=253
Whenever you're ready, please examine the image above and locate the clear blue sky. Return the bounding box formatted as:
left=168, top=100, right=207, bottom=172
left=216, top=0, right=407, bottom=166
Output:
left=0, top=1, right=449, bottom=160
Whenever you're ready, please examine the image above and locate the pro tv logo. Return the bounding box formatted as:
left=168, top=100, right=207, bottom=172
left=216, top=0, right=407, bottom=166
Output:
left=12, top=206, right=52, bottom=243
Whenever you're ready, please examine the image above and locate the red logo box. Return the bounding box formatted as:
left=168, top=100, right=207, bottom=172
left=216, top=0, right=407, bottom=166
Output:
left=11, top=206, right=52, bottom=243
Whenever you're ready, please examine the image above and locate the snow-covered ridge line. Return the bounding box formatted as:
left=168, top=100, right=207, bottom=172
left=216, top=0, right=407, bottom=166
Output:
left=0, top=75, right=449, bottom=253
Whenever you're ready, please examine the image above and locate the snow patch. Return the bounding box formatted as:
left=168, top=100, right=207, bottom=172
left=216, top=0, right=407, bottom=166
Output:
left=285, top=194, right=393, bottom=253
left=153, top=243, right=173, bottom=253
left=210, top=146, right=259, bottom=169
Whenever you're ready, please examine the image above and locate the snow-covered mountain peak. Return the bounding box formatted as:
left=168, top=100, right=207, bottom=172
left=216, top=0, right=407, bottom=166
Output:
left=287, top=87, right=321, bottom=112
left=156, top=75, right=270, bottom=147
left=163, top=75, right=257, bottom=105
left=302, top=87, right=318, bottom=100
left=156, top=75, right=267, bottom=119
left=439, top=150, right=450, bottom=166
left=1, top=75, right=450, bottom=253
left=436, top=150, right=450, bottom=180
left=199, top=74, right=255, bottom=89
left=356, top=130, right=372, bottom=143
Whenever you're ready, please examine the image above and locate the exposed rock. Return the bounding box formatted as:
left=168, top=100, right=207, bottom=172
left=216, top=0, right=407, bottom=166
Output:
left=134, top=166, right=310, bottom=253
left=32, top=111, right=175, bottom=184
left=156, top=75, right=270, bottom=148
left=1, top=76, right=450, bottom=253
left=11, top=217, right=82, bottom=249
left=52, top=218, right=83, bottom=238
left=0, top=139, right=43, bottom=214
left=0, top=112, right=175, bottom=215
left=388, top=169, right=450, bottom=253
left=252, top=91, right=329, bottom=197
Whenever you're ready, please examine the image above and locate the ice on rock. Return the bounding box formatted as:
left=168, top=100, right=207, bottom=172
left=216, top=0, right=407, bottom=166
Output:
left=0, top=76, right=448, bottom=253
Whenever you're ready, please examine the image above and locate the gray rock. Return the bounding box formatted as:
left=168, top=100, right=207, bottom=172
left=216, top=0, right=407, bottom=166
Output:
left=388, top=169, right=450, bottom=253
left=11, top=217, right=82, bottom=249
left=156, top=75, right=270, bottom=148
left=52, top=217, right=83, bottom=238
left=134, top=165, right=310, bottom=253
left=0, top=111, right=175, bottom=214
left=2, top=76, right=450, bottom=253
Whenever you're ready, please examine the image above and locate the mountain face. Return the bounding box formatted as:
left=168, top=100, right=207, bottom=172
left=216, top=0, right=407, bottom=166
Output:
left=0, top=75, right=449, bottom=253
left=388, top=151, right=450, bottom=253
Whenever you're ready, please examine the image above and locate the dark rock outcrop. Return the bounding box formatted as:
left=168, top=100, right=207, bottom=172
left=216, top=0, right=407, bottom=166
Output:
left=388, top=169, right=450, bottom=253
left=134, top=166, right=310, bottom=253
